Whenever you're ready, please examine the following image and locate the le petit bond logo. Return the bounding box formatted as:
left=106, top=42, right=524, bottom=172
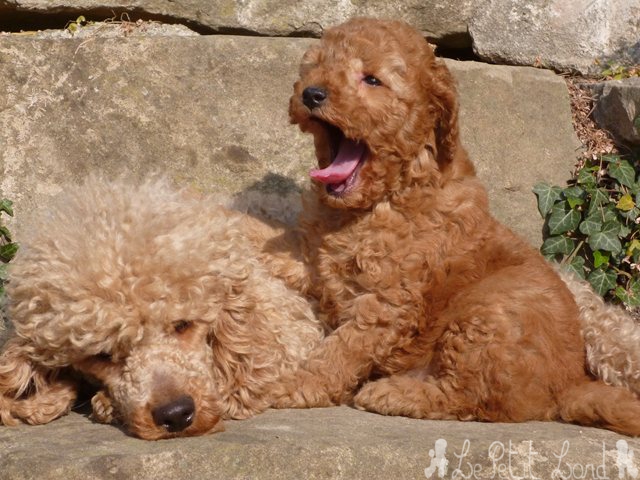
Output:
left=424, top=438, right=639, bottom=480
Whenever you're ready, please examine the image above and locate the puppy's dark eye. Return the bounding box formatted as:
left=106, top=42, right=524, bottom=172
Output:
left=94, top=352, right=113, bottom=362
left=363, top=75, right=382, bottom=86
left=173, top=320, right=193, bottom=334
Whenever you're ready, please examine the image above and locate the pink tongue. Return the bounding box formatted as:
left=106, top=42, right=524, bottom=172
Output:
left=310, top=138, right=365, bottom=184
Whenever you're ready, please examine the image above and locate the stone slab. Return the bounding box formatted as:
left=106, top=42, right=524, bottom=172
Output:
left=0, top=35, right=315, bottom=229
left=590, top=77, right=640, bottom=146
left=469, top=0, right=640, bottom=75
left=2, top=407, right=639, bottom=480
left=3, top=0, right=640, bottom=72
left=0, top=36, right=578, bottom=245
left=0, top=0, right=476, bottom=46
left=450, top=59, right=581, bottom=242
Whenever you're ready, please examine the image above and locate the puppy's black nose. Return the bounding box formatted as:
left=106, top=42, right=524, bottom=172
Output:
left=152, top=395, right=195, bottom=432
left=302, top=86, right=327, bottom=110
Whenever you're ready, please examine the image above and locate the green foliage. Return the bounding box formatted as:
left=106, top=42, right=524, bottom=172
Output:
left=599, top=61, right=639, bottom=81
left=534, top=153, right=640, bottom=306
left=65, top=15, right=89, bottom=35
left=0, top=199, right=18, bottom=301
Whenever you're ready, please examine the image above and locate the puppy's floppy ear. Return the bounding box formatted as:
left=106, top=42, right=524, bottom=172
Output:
left=0, top=337, right=78, bottom=426
left=426, top=57, right=462, bottom=170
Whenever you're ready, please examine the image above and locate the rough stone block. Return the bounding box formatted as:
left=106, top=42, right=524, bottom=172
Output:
left=0, top=36, right=578, bottom=245
left=469, top=0, right=640, bottom=74
left=590, top=77, right=640, bottom=146
left=1, top=407, right=638, bottom=480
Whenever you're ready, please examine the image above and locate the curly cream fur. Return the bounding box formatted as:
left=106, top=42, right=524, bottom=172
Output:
left=557, top=268, right=640, bottom=394
left=0, top=178, right=323, bottom=439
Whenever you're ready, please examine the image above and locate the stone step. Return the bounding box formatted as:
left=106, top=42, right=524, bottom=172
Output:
left=588, top=77, right=640, bottom=147
left=2, top=408, right=639, bottom=480
left=0, top=34, right=579, bottom=245
left=0, top=33, right=602, bottom=479
left=1, top=1, right=638, bottom=73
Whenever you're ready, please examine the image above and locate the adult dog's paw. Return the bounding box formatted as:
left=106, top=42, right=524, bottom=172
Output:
left=90, top=390, right=115, bottom=424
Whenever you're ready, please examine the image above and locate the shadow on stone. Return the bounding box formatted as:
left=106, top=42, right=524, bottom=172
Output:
left=228, top=173, right=304, bottom=226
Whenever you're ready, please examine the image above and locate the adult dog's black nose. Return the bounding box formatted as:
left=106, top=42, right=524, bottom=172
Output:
left=152, top=395, right=195, bottom=432
left=302, top=86, right=327, bottom=110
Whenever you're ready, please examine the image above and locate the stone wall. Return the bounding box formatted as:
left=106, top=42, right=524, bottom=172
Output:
left=1, top=4, right=633, bottom=479
left=1, top=0, right=638, bottom=73
left=0, top=25, right=579, bottom=245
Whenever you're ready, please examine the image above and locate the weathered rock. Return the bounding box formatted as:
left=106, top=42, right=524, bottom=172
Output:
left=0, top=36, right=578, bottom=246
left=1, top=407, right=638, bottom=479
left=20, top=20, right=200, bottom=38
left=451, top=60, right=580, bottom=241
left=469, top=0, right=640, bottom=75
left=0, top=0, right=476, bottom=46
left=590, top=77, right=640, bottom=146
left=0, top=35, right=315, bottom=232
left=2, top=0, right=639, bottom=72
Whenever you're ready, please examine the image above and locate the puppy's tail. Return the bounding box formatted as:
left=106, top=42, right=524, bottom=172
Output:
left=0, top=337, right=77, bottom=426
left=557, top=380, right=640, bottom=436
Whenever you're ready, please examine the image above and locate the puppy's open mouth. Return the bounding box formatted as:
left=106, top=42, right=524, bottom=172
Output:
left=309, top=123, right=368, bottom=196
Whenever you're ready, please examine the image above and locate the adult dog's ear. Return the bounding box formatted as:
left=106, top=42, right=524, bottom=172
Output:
left=0, top=337, right=78, bottom=426
left=207, top=283, right=282, bottom=419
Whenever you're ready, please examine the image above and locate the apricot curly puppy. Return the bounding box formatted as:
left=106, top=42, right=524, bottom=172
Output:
left=266, top=17, right=640, bottom=435
left=0, top=179, right=323, bottom=439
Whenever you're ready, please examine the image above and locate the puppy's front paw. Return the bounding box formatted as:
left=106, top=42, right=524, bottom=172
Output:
left=91, top=390, right=115, bottom=424
left=354, top=376, right=443, bottom=419
left=353, top=377, right=423, bottom=417
left=270, top=371, right=336, bottom=408
left=353, top=378, right=396, bottom=413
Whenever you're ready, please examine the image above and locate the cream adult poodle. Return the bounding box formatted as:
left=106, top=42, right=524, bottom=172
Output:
left=0, top=179, right=323, bottom=439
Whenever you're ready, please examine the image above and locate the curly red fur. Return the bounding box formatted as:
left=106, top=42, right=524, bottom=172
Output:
left=267, top=17, right=640, bottom=436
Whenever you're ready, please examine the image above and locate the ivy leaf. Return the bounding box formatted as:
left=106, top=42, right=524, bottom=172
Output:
left=0, top=242, right=18, bottom=262
left=541, top=236, right=575, bottom=256
left=620, top=207, right=640, bottom=222
left=587, top=221, right=623, bottom=254
left=592, top=250, right=610, bottom=269
left=627, top=239, right=640, bottom=257
left=567, top=197, right=584, bottom=209
left=577, top=167, right=596, bottom=187
left=578, top=213, right=602, bottom=235
left=601, top=205, right=618, bottom=223
left=564, top=186, right=586, bottom=209
left=547, top=203, right=581, bottom=235
left=533, top=183, right=563, bottom=217
left=588, top=268, right=617, bottom=296
left=0, top=199, right=13, bottom=216
left=616, top=193, right=636, bottom=211
left=619, top=224, right=632, bottom=238
left=0, top=225, right=11, bottom=242
left=565, top=256, right=586, bottom=279
left=587, top=189, right=610, bottom=215
left=563, top=186, right=585, bottom=199
left=608, top=159, right=637, bottom=188
left=615, top=280, right=640, bottom=307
